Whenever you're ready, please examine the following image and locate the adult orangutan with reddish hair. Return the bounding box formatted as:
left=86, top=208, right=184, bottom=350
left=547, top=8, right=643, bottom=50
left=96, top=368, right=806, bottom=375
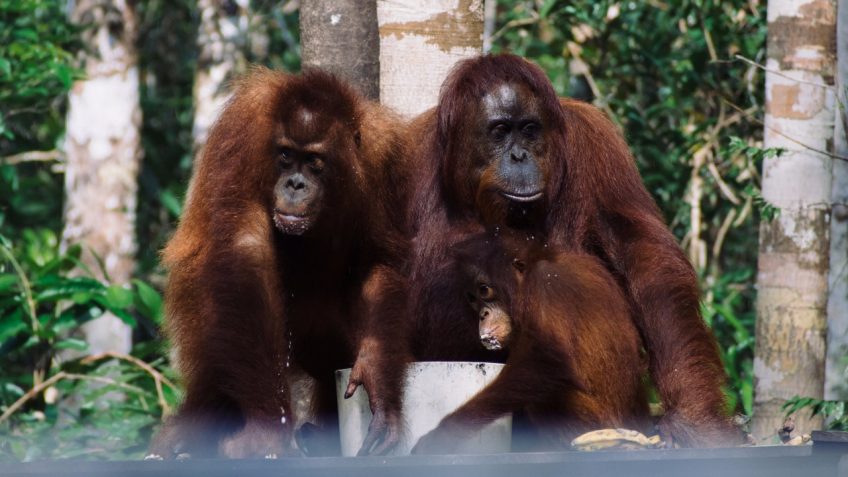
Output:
left=406, top=54, right=741, bottom=451
left=148, top=68, right=411, bottom=459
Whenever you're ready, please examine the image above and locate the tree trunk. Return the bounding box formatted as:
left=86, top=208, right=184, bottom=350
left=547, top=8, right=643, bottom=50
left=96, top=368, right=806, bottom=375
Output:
left=753, top=0, right=836, bottom=440
left=63, top=0, right=142, bottom=355
left=193, top=0, right=249, bottom=151
left=300, top=0, right=380, bottom=100
left=377, top=0, right=484, bottom=116
left=826, top=0, right=848, bottom=401
left=483, top=0, right=496, bottom=53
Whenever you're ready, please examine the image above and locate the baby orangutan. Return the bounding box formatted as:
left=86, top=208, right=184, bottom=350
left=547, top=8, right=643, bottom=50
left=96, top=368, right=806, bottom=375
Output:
left=412, top=234, right=651, bottom=454
left=468, top=279, right=512, bottom=352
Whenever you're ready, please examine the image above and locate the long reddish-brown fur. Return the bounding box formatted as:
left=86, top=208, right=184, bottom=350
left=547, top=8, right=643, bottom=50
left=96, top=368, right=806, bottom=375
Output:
left=406, top=54, right=740, bottom=448
left=412, top=235, right=649, bottom=453
left=148, top=68, right=412, bottom=458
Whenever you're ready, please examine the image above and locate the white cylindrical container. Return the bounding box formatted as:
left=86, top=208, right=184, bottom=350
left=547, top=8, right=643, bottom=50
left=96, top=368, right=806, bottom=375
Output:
left=336, top=361, right=512, bottom=456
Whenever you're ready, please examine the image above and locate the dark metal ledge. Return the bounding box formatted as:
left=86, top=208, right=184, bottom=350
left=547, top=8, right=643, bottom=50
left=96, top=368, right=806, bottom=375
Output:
left=2, top=432, right=847, bottom=477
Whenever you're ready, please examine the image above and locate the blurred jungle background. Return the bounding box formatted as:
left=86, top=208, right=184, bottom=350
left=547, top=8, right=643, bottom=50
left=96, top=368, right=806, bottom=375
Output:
left=0, top=0, right=844, bottom=461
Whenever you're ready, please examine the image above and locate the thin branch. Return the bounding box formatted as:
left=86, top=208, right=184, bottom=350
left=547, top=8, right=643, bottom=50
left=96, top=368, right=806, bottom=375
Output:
left=712, top=208, right=738, bottom=262
left=733, top=195, right=753, bottom=227
left=701, top=18, right=717, bottom=62
left=707, top=161, right=741, bottom=205
left=0, top=369, right=163, bottom=425
left=63, top=373, right=147, bottom=394
left=724, top=100, right=848, bottom=162
left=81, top=352, right=176, bottom=415
left=688, top=142, right=707, bottom=269
left=81, top=352, right=176, bottom=389
left=0, top=242, right=39, bottom=335
left=1, top=150, right=64, bottom=165
left=0, top=372, right=66, bottom=424
left=488, top=16, right=539, bottom=44
left=734, top=55, right=833, bottom=89
left=565, top=41, right=618, bottom=122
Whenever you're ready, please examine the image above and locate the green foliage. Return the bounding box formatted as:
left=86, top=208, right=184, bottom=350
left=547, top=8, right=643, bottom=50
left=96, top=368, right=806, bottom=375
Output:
left=135, top=0, right=198, bottom=275
left=493, top=0, right=767, bottom=415
left=0, top=0, right=81, bottom=147
left=0, top=232, right=175, bottom=461
left=727, top=136, right=783, bottom=222
left=701, top=268, right=754, bottom=415
left=0, top=0, right=81, bottom=244
left=783, top=397, right=848, bottom=432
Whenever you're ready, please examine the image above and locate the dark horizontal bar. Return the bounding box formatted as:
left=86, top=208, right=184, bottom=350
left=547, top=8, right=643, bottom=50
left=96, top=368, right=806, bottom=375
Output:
left=1, top=444, right=846, bottom=477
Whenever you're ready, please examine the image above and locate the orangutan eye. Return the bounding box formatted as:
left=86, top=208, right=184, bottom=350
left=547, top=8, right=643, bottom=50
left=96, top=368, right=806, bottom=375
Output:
left=490, top=122, right=510, bottom=140
left=310, top=156, right=325, bottom=173
left=522, top=122, right=540, bottom=138
left=478, top=284, right=495, bottom=300
left=278, top=148, right=294, bottom=169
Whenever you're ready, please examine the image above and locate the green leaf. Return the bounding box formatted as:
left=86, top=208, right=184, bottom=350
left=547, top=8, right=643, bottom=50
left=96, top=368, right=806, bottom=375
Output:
left=540, top=0, right=558, bottom=18
left=0, top=273, right=18, bottom=292
left=0, top=307, right=27, bottom=342
left=0, top=57, right=11, bottom=77
left=159, top=190, right=182, bottom=218
left=34, top=276, right=104, bottom=302
left=53, top=63, right=72, bottom=88
left=13, top=29, right=38, bottom=42
left=3, top=382, right=25, bottom=398
left=741, top=381, right=753, bottom=416
left=108, top=307, right=137, bottom=327
left=133, top=280, right=162, bottom=322
left=104, top=285, right=133, bottom=309
left=54, top=338, right=88, bottom=351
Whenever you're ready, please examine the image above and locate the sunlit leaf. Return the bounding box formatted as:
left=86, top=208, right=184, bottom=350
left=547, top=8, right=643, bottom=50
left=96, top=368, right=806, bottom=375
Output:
left=133, top=279, right=162, bottom=323
left=54, top=338, right=88, bottom=351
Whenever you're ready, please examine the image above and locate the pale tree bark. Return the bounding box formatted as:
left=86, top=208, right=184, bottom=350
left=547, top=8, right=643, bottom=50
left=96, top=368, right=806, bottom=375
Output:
left=377, top=0, right=484, bottom=116
left=63, top=0, right=142, bottom=355
left=826, top=0, right=848, bottom=400
left=753, top=0, right=836, bottom=440
left=193, top=0, right=250, bottom=151
left=300, top=0, right=380, bottom=100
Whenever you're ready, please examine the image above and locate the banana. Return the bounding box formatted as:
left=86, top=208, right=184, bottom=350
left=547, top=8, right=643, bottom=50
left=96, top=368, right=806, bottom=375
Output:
left=784, top=434, right=811, bottom=446
left=571, top=428, right=663, bottom=451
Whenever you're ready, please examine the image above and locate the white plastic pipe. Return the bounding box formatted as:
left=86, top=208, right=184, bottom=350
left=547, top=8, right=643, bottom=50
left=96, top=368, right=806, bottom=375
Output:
left=336, top=362, right=511, bottom=455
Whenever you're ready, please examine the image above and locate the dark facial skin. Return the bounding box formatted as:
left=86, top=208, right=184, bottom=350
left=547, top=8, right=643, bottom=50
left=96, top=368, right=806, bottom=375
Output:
left=466, top=279, right=513, bottom=351
left=465, top=255, right=526, bottom=351
left=474, top=83, right=547, bottom=205
left=272, top=108, right=346, bottom=235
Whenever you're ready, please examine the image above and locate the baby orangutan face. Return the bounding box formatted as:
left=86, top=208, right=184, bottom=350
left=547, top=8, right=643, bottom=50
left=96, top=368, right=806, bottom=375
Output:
left=466, top=280, right=513, bottom=351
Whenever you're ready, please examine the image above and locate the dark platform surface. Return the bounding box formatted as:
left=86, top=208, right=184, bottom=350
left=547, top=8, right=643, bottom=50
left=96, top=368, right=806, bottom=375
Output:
left=2, top=432, right=847, bottom=477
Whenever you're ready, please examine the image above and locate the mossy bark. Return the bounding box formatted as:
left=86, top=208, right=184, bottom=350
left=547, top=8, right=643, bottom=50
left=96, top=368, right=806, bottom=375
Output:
left=753, top=0, right=836, bottom=440
left=300, top=0, right=380, bottom=100
left=825, top=0, right=848, bottom=401
left=193, top=0, right=249, bottom=151
left=63, top=0, right=142, bottom=355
